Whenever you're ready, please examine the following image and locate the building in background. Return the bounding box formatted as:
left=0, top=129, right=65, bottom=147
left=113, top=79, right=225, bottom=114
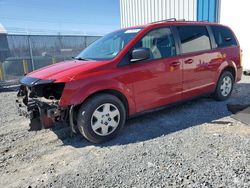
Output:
left=120, top=0, right=221, bottom=28
left=120, top=0, right=249, bottom=70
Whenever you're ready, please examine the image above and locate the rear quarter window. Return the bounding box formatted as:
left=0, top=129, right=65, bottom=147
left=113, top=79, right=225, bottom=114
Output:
left=211, top=26, right=238, bottom=48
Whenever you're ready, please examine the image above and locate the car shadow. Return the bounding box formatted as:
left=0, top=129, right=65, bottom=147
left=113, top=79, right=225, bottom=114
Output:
left=44, top=82, right=250, bottom=148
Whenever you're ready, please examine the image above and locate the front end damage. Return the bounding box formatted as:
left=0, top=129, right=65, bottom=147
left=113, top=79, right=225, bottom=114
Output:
left=16, top=77, right=68, bottom=130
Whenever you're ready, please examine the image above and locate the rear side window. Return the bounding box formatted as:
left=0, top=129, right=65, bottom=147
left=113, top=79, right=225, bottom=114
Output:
left=211, top=26, right=238, bottom=48
left=177, top=25, right=211, bottom=54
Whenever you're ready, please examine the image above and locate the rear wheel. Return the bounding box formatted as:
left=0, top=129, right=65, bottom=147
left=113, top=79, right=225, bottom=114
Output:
left=214, top=71, right=234, bottom=101
left=77, top=94, right=126, bottom=143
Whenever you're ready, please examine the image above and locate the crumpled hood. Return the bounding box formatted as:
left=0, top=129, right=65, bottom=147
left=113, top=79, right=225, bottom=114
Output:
left=26, top=60, right=109, bottom=82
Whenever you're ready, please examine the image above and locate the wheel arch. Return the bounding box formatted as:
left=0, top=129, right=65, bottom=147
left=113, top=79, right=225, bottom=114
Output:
left=74, top=89, right=130, bottom=118
left=221, top=66, right=236, bottom=81
left=214, top=66, right=235, bottom=101
left=216, top=60, right=237, bottom=84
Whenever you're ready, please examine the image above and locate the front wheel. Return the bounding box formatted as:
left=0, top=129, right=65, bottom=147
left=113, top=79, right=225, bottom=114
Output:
left=77, top=94, right=126, bottom=143
left=214, top=71, right=234, bottom=101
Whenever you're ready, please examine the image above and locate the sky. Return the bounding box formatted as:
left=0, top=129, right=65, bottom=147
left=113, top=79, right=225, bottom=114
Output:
left=0, top=0, right=120, bottom=35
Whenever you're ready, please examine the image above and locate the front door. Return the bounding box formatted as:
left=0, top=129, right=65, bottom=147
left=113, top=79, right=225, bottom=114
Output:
left=128, top=27, right=182, bottom=112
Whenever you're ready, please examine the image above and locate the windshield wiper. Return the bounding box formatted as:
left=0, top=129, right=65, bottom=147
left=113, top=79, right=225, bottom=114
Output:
left=72, top=57, right=93, bottom=61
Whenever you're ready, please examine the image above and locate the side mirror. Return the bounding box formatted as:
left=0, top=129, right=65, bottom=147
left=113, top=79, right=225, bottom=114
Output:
left=131, top=48, right=150, bottom=62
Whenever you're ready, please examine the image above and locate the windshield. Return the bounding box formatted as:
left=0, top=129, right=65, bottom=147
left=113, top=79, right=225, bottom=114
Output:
left=76, top=28, right=143, bottom=61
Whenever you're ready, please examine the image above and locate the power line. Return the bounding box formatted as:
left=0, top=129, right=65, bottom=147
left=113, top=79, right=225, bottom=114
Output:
left=5, top=27, right=106, bottom=35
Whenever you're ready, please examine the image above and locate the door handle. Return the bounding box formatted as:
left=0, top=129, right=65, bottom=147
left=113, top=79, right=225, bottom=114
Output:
left=184, top=59, right=193, bottom=64
left=171, top=62, right=181, bottom=67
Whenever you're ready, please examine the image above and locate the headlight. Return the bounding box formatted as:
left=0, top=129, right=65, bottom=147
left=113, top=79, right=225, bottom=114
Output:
left=31, top=83, right=65, bottom=100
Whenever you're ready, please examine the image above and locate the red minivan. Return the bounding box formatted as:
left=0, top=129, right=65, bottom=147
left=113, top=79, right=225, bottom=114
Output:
left=17, top=20, right=243, bottom=143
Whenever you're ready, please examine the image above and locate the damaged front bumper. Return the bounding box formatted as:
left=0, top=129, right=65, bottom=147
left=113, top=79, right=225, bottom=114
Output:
left=16, top=95, right=64, bottom=129
left=16, top=77, right=67, bottom=129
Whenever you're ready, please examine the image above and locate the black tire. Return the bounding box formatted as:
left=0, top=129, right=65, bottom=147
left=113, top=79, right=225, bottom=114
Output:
left=214, top=71, right=234, bottom=101
left=77, top=94, right=126, bottom=143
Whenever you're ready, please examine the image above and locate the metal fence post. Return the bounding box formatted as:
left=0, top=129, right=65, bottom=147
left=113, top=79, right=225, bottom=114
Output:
left=28, top=35, right=35, bottom=71
left=84, top=36, right=87, bottom=48
left=0, top=62, right=4, bottom=81
left=22, top=59, right=28, bottom=74
left=52, top=57, right=56, bottom=64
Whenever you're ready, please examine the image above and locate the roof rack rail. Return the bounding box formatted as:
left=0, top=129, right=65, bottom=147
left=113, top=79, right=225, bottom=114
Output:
left=150, top=18, right=186, bottom=24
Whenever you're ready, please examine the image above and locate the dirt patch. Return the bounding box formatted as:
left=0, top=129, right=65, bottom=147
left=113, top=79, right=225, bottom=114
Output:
left=203, top=121, right=250, bottom=136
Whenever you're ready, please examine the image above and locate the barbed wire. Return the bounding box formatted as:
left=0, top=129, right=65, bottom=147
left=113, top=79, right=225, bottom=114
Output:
left=2, top=26, right=107, bottom=36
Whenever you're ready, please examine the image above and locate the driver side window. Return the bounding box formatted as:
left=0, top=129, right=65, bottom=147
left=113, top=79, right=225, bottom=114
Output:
left=135, top=27, right=176, bottom=60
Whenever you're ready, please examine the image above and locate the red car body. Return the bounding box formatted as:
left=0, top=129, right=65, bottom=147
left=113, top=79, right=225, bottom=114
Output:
left=16, top=20, right=242, bottom=142
left=26, top=21, right=242, bottom=116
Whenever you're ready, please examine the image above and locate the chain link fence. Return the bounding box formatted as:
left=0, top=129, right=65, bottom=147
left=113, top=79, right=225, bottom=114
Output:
left=0, top=34, right=101, bottom=86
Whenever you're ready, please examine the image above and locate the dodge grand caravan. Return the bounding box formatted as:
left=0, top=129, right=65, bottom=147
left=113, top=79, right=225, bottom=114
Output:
left=17, top=20, right=243, bottom=143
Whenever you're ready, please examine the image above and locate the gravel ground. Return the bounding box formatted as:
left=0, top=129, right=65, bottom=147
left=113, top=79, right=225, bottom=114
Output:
left=0, top=76, right=250, bottom=188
